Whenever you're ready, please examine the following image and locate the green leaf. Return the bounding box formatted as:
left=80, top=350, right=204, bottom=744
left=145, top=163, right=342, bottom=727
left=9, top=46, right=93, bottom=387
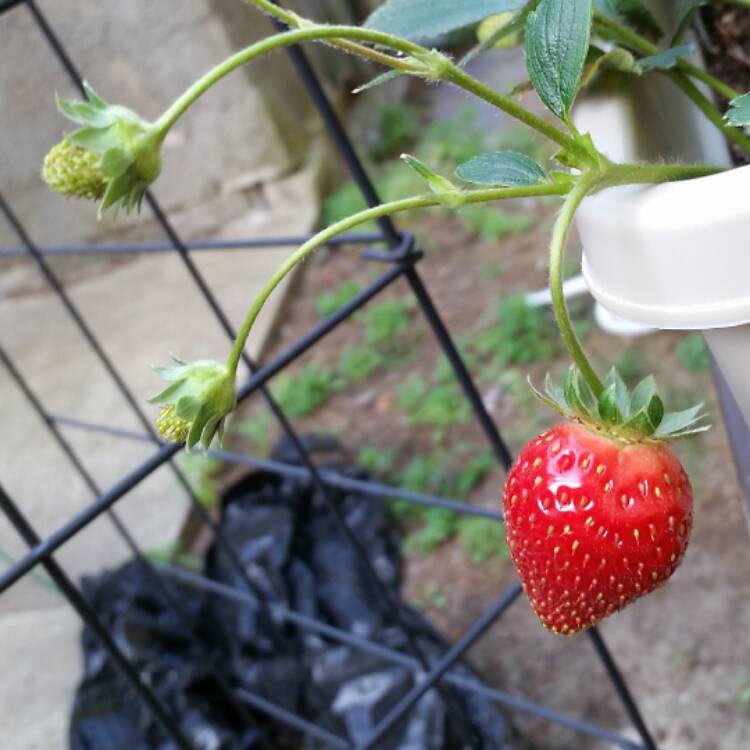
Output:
left=654, top=404, right=706, bottom=437
left=595, top=0, right=663, bottom=41
left=672, top=0, right=707, bottom=45
left=68, top=126, right=119, bottom=156
left=353, top=70, right=404, bottom=94
left=726, top=93, right=750, bottom=127
left=101, top=148, right=132, bottom=179
left=647, top=393, right=664, bottom=430
left=525, top=0, right=594, bottom=120
left=82, top=82, right=108, bottom=109
left=629, top=375, right=656, bottom=414
left=56, top=95, right=117, bottom=127
left=598, top=383, right=623, bottom=424
left=365, top=0, right=526, bottom=41
left=401, top=154, right=458, bottom=195
left=604, top=367, right=629, bottom=417
left=460, top=2, right=539, bottom=66
left=638, top=43, right=694, bottom=72
left=563, top=366, right=597, bottom=418
left=455, top=151, right=547, bottom=186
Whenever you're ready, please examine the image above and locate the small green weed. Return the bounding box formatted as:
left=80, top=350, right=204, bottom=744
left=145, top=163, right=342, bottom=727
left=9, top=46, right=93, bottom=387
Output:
left=404, top=508, right=457, bottom=555
left=358, top=445, right=395, bottom=475
left=337, top=345, right=384, bottom=382
left=397, top=375, right=471, bottom=432
left=323, top=181, right=369, bottom=226
left=678, top=333, right=710, bottom=372
left=459, top=205, right=534, bottom=240
left=456, top=516, right=506, bottom=565
left=358, top=298, right=412, bottom=344
left=396, top=449, right=498, bottom=558
left=272, top=365, right=335, bottom=417
left=474, top=295, right=560, bottom=365
left=315, top=280, right=362, bottom=318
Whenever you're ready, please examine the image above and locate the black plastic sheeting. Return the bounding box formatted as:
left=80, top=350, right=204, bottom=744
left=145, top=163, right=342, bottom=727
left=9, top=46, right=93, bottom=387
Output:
left=70, top=436, right=524, bottom=750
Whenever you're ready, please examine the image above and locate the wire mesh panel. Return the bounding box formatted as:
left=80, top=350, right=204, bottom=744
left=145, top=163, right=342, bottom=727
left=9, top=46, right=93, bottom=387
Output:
left=5, top=1, right=728, bottom=748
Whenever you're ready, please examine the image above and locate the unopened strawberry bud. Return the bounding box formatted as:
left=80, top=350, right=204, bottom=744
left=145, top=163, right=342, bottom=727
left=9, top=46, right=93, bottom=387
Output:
left=42, top=139, right=107, bottom=200
left=149, top=356, right=237, bottom=450
left=44, top=83, right=163, bottom=215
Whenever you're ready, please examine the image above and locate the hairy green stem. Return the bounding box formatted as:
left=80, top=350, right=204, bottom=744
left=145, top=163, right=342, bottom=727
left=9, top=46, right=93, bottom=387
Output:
left=225, top=182, right=571, bottom=374
left=444, top=67, right=588, bottom=158
left=666, top=71, right=750, bottom=156
left=549, top=175, right=603, bottom=397
left=603, top=161, right=724, bottom=187
left=245, top=0, right=415, bottom=70
left=155, top=26, right=424, bottom=133
left=593, top=12, right=740, bottom=102
left=243, top=1, right=583, bottom=154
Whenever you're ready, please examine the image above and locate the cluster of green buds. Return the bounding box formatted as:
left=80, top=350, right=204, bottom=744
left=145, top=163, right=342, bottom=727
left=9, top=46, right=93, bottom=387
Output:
left=149, top=356, right=237, bottom=450
left=42, top=83, right=163, bottom=215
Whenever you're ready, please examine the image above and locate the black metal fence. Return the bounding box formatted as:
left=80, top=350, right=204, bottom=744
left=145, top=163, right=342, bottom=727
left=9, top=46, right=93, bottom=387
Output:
left=3, top=2, right=746, bottom=748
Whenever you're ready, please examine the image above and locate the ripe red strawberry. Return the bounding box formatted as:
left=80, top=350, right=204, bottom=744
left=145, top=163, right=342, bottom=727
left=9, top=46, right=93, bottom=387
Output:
left=505, top=366, right=707, bottom=635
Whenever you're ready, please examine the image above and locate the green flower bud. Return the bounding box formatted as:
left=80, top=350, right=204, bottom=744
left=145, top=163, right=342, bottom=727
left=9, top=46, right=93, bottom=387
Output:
left=44, top=83, right=164, bottom=216
left=42, top=139, right=107, bottom=200
left=149, top=356, right=237, bottom=450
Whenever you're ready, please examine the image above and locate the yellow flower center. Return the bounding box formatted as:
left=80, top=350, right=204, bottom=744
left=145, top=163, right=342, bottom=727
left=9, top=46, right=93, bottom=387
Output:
left=156, top=405, right=190, bottom=444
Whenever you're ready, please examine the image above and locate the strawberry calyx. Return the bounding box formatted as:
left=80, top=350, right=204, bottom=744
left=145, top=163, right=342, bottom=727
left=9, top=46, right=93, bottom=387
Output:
left=530, top=365, right=710, bottom=444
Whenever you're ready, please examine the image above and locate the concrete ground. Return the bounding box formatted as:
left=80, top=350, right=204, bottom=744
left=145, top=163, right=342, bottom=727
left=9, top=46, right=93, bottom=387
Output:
left=0, top=165, right=319, bottom=749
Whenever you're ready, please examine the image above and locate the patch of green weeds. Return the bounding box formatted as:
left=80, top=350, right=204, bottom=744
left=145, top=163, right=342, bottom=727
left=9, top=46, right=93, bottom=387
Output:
left=358, top=445, right=395, bottom=475
left=357, top=298, right=412, bottom=344
left=456, top=516, right=507, bottom=565
left=459, top=205, right=534, bottom=240
left=323, top=181, right=369, bottom=226
left=473, top=295, right=560, bottom=366
left=404, top=508, right=457, bottom=554
left=336, top=345, right=384, bottom=382
left=315, top=280, right=362, bottom=318
left=396, top=375, right=472, bottom=437
left=272, top=365, right=335, bottom=417
left=678, top=333, right=710, bottom=372
left=395, top=449, right=498, bottom=558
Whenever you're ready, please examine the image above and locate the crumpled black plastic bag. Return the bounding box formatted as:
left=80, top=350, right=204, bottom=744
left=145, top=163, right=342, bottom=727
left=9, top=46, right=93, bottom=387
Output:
left=70, top=435, right=523, bottom=750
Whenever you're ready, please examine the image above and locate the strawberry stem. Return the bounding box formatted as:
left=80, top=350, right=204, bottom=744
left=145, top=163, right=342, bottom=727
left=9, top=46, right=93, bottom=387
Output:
left=549, top=174, right=604, bottom=398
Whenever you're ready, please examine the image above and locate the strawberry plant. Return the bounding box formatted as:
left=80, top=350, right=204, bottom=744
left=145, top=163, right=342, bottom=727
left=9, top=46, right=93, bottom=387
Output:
left=43, top=0, right=748, bottom=632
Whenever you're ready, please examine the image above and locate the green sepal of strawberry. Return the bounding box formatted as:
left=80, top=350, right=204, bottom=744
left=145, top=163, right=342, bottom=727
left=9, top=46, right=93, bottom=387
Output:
left=529, top=365, right=710, bottom=445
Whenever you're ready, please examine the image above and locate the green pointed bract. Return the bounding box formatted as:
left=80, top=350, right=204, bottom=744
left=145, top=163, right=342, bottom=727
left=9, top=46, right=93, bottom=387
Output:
left=43, top=83, right=163, bottom=215
left=530, top=365, right=709, bottom=444
left=149, top=356, right=237, bottom=450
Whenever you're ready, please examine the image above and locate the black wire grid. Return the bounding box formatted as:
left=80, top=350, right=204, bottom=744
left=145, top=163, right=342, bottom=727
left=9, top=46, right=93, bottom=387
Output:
left=4, top=2, right=748, bottom=748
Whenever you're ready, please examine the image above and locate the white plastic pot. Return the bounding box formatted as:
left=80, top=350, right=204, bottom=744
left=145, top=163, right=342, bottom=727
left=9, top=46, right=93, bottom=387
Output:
left=573, top=8, right=750, bottom=426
